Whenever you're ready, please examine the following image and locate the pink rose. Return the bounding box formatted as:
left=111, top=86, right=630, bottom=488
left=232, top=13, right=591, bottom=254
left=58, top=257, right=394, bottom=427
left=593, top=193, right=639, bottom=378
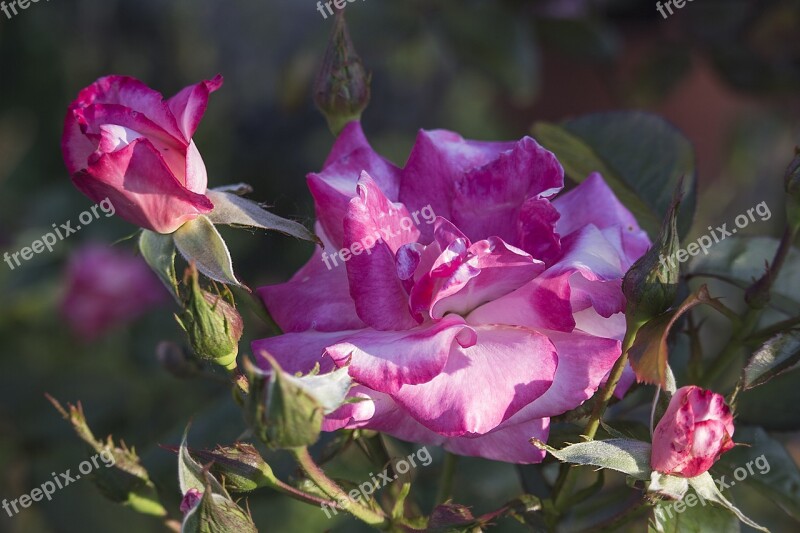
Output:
left=252, top=123, right=650, bottom=463
left=651, top=385, right=735, bottom=478
left=60, top=244, right=168, bottom=341
left=62, top=75, right=222, bottom=233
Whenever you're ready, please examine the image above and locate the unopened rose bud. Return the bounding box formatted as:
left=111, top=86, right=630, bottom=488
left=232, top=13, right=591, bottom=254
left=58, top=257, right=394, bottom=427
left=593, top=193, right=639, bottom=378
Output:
left=244, top=355, right=352, bottom=450
left=313, top=11, right=371, bottom=135
left=651, top=386, right=734, bottom=478
left=176, top=266, right=244, bottom=371
left=622, top=185, right=683, bottom=325
left=191, top=443, right=277, bottom=493
left=181, top=486, right=257, bottom=533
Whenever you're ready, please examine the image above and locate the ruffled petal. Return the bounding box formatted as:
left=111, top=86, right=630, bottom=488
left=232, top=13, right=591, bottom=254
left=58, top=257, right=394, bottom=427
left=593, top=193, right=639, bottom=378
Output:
left=343, top=173, right=419, bottom=330
left=390, top=325, right=557, bottom=436
left=308, top=122, right=401, bottom=247
left=166, top=75, right=223, bottom=140
left=258, top=224, right=366, bottom=333
left=325, top=315, right=477, bottom=394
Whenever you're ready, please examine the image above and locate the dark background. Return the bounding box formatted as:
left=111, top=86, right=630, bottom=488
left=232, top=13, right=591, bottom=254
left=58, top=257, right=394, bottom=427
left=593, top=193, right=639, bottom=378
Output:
left=1, top=0, right=799, bottom=531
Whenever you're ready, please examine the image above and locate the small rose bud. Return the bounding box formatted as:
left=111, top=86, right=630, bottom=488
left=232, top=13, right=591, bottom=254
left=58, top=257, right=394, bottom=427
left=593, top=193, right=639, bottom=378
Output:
left=181, top=485, right=257, bottom=533
left=191, top=443, right=277, bottom=493
left=180, top=488, right=203, bottom=515
left=622, top=184, right=683, bottom=325
left=176, top=266, right=244, bottom=370
left=244, top=355, right=352, bottom=450
left=313, top=11, right=371, bottom=135
left=651, top=386, right=734, bottom=478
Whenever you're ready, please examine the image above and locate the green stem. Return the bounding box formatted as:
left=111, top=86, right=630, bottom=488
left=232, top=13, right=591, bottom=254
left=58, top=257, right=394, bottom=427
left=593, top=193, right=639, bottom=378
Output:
left=552, top=320, right=641, bottom=511
left=290, top=447, right=389, bottom=528
left=435, top=452, right=458, bottom=504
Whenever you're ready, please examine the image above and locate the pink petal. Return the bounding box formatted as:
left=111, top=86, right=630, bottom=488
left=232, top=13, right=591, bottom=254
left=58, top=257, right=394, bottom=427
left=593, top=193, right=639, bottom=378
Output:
left=390, top=325, right=557, bottom=436
left=343, top=173, right=420, bottom=330
left=399, top=130, right=517, bottom=241
left=553, top=172, right=650, bottom=265
left=257, top=224, right=366, bottom=333
left=516, top=197, right=562, bottom=264
left=73, top=138, right=213, bottom=234
left=451, top=137, right=564, bottom=243
left=500, top=331, right=622, bottom=420
left=252, top=329, right=357, bottom=375
left=326, top=315, right=477, bottom=394
left=166, top=75, right=223, bottom=140
left=309, top=122, right=401, bottom=248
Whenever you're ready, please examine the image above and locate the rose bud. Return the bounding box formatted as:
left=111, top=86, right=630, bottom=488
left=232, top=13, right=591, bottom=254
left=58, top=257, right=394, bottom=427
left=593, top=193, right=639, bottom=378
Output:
left=180, top=488, right=203, bottom=515
left=190, top=443, right=277, bottom=493
left=313, top=12, right=371, bottom=135
left=175, top=266, right=244, bottom=371
left=182, top=487, right=257, bottom=533
left=62, top=75, right=222, bottom=233
left=622, top=184, right=682, bottom=327
left=651, top=386, right=735, bottom=478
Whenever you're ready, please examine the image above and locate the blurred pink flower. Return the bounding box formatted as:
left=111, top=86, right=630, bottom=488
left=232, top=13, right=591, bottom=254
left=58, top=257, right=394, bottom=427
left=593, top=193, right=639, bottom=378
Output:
left=62, top=75, right=222, bottom=234
left=652, top=385, right=735, bottom=478
left=253, top=123, right=650, bottom=463
left=60, top=244, right=168, bottom=341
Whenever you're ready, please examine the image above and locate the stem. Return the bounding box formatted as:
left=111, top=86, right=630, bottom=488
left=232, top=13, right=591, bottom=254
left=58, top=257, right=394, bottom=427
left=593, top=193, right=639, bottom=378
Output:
left=435, top=452, right=458, bottom=504
left=553, top=320, right=641, bottom=511
left=585, top=495, right=651, bottom=532
left=272, top=478, right=343, bottom=509
left=290, top=447, right=388, bottom=528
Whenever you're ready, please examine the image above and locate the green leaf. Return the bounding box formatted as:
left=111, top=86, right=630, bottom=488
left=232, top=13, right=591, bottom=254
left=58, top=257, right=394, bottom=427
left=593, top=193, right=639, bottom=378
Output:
left=138, top=229, right=179, bottom=302
left=687, top=472, right=769, bottom=532
left=173, top=215, right=246, bottom=289
left=533, top=111, right=697, bottom=238
left=531, top=438, right=651, bottom=480
left=648, top=472, right=689, bottom=501
left=741, top=330, right=800, bottom=390
left=718, top=426, right=800, bottom=521
left=178, top=426, right=228, bottom=497
left=629, top=285, right=729, bottom=386
left=206, top=190, right=319, bottom=245
left=650, top=487, right=740, bottom=533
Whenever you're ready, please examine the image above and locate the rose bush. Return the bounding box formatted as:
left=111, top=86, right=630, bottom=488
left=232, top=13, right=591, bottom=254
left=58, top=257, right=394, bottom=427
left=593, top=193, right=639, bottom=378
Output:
left=62, top=75, right=222, bottom=234
left=651, top=385, right=735, bottom=477
left=252, top=122, right=650, bottom=463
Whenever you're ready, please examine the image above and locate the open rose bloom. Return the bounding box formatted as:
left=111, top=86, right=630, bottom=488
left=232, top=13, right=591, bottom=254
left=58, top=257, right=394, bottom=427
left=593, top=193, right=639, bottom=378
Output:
left=651, top=386, right=735, bottom=478
left=62, top=75, right=221, bottom=234
left=253, top=123, right=650, bottom=463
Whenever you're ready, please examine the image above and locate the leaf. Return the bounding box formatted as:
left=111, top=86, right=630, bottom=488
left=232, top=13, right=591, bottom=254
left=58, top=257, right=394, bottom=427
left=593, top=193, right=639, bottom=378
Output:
left=138, top=229, right=179, bottom=302
left=172, top=215, right=247, bottom=290
left=741, top=330, right=800, bottom=390
left=206, top=190, right=319, bottom=244
left=647, top=472, right=689, bottom=501
left=650, top=487, right=741, bottom=533
left=687, top=472, right=769, bottom=532
left=531, top=438, right=652, bottom=480
left=629, top=285, right=730, bottom=386
left=532, top=122, right=660, bottom=236
left=178, top=425, right=228, bottom=498
left=533, top=111, right=697, bottom=238
left=718, top=426, right=800, bottom=521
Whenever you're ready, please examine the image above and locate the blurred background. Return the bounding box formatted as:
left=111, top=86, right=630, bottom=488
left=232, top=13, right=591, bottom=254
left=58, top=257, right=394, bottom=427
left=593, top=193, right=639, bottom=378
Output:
left=1, top=0, right=799, bottom=531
